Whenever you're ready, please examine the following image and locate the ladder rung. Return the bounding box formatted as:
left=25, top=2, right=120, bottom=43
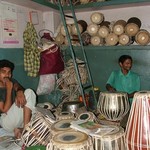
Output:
left=65, top=15, right=73, bottom=18
left=83, top=84, right=92, bottom=90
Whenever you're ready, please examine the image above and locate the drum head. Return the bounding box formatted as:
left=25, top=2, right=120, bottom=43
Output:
left=105, top=33, right=119, bottom=46
left=119, top=33, right=130, bottom=45
left=53, top=131, right=88, bottom=145
left=98, top=26, right=110, bottom=38
left=51, top=119, right=73, bottom=133
left=125, top=23, right=140, bottom=36
left=87, top=23, right=99, bottom=36
left=135, top=30, right=150, bottom=45
left=90, top=12, right=104, bottom=24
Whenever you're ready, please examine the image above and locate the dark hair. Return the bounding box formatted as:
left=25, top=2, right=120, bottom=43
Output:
left=0, top=59, right=15, bottom=71
left=118, top=55, right=132, bottom=64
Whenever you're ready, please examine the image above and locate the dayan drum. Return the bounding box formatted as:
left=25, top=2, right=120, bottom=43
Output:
left=56, top=111, right=75, bottom=120
left=119, top=33, right=133, bottom=46
left=105, top=33, right=119, bottom=46
left=21, top=112, right=52, bottom=147
left=87, top=23, right=99, bottom=36
left=50, top=119, right=74, bottom=136
left=98, top=26, right=110, bottom=38
left=97, top=91, right=130, bottom=121
left=46, top=131, right=94, bottom=150
left=90, top=12, right=104, bottom=25
left=71, top=20, right=87, bottom=35
left=113, top=20, right=126, bottom=35
left=78, top=111, right=97, bottom=122
left=91, top=35, right=103, bottom=46
left=93, top=126, right=126, bottom=150
left=135, top=29, right=150, bottom=45
left=125, top=91, right=150, bottom=150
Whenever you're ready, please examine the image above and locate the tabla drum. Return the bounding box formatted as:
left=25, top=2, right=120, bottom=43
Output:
left=72, top=20, right=87, bottom=35
left=119, top=33, right=133, bottom=45
left=21, top=112, right=52, bottom=147
left=93, top=127, right=126, bottom=150
left=78, top=111, right=97, bottom=122
left=125, top=91, right=150, bottom=150
left=113, top=20, right=126, bottom=35
left=97, top=91, right=130, bottom=121
left=90, top=12, right=104, bottom=25
left=91, top=35, right=103, bottom=46
left=87, top=23, right=99, bottom=36
left=60, top=25, right=72, bottom=36
left=98, top=26, right=110, bottom=38
left=56, top=111, right=75, bottom=120
left=135, top=29, right=150, bottom=45
left=46, top=131, right=94, bottom=150
left=125, top=23, right=140, bottom=36
left=105, top=33, right=119, bottom=46
left=50, top=119, right=74, bottom=136
left=127, top=17, right=141, bottom=28
left=81, top=32, right=91, bottom=46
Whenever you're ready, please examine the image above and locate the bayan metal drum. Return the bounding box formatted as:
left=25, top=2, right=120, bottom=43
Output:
left=97, top=92, right=130, bottom=121
left=50, top=119, right=74, bottom=136
left=21, top=113, right=52, bottom=147
left=93, top=127, right=126, bottom=150
left=126, top=91, right=150, bottom=150
left=46, top=131, right=94, bottom=150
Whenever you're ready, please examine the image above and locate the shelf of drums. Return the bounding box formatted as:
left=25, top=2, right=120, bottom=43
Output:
left=55, top=13, right=150, bottom=49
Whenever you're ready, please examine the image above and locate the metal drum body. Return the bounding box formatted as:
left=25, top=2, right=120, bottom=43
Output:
left=93, top=127, right=126, bottom=150
left=125, top=91, right=150, bottom=150
left=97, top=92, right=130, bottom=121
left=46, top=131, right=94, bottom=150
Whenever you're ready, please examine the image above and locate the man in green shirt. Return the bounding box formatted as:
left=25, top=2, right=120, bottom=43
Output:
left=106, top=55, right=140, bottom=105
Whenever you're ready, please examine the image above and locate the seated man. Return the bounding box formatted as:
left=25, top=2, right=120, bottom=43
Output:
left=0, top=59, right=36, bottom=138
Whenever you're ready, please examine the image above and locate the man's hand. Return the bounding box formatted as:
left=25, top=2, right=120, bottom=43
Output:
left=15, top=90, right=26, bottom=108
left=4, top=78, right=13, bottom=91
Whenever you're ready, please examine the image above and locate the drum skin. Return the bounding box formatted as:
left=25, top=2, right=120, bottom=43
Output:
left=125, top=91, right=150, bottom=150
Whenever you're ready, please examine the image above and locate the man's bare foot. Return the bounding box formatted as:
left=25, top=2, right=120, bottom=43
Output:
left=14, top=128, right=23, bottom=139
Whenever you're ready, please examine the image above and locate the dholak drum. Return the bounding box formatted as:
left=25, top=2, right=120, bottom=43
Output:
left=21, top=112, right=52, bottom=147
left=113, top=20, right=126, bottom=35
left=97, top=91, right=130, bottom=121
left=50, top=119, right=74, bottom=136
left=119, top=33, right=133, bottom=46
left=105, top=33, right=119, bottom=46
left=56, top=111, right=75, bottom=120
left=93, top=127, right=126, bottom=150
left=125, top=91, right=150, bottom=150
left=90, top=12, right=104, bottom=25
left=87, top=23, right=99, bottom=36
left=46, top=131, right=94, bottom=150
left=91, top=36, right=103, bottom=46
left=135, top=29, right=150, bottom=45
left=98, top=26, right=110, bottom=38
left=71, top=20, right=87, bottom=35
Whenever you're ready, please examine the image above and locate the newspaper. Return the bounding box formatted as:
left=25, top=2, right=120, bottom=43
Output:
left=70, top=120, right=118, bottom=138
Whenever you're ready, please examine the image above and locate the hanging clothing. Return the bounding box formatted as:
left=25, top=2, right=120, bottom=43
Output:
left=23, top=22, right=40, bottom=77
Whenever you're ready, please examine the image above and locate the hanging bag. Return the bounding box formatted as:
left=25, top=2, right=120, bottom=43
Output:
left=39, top=43, right=64, bottom=75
